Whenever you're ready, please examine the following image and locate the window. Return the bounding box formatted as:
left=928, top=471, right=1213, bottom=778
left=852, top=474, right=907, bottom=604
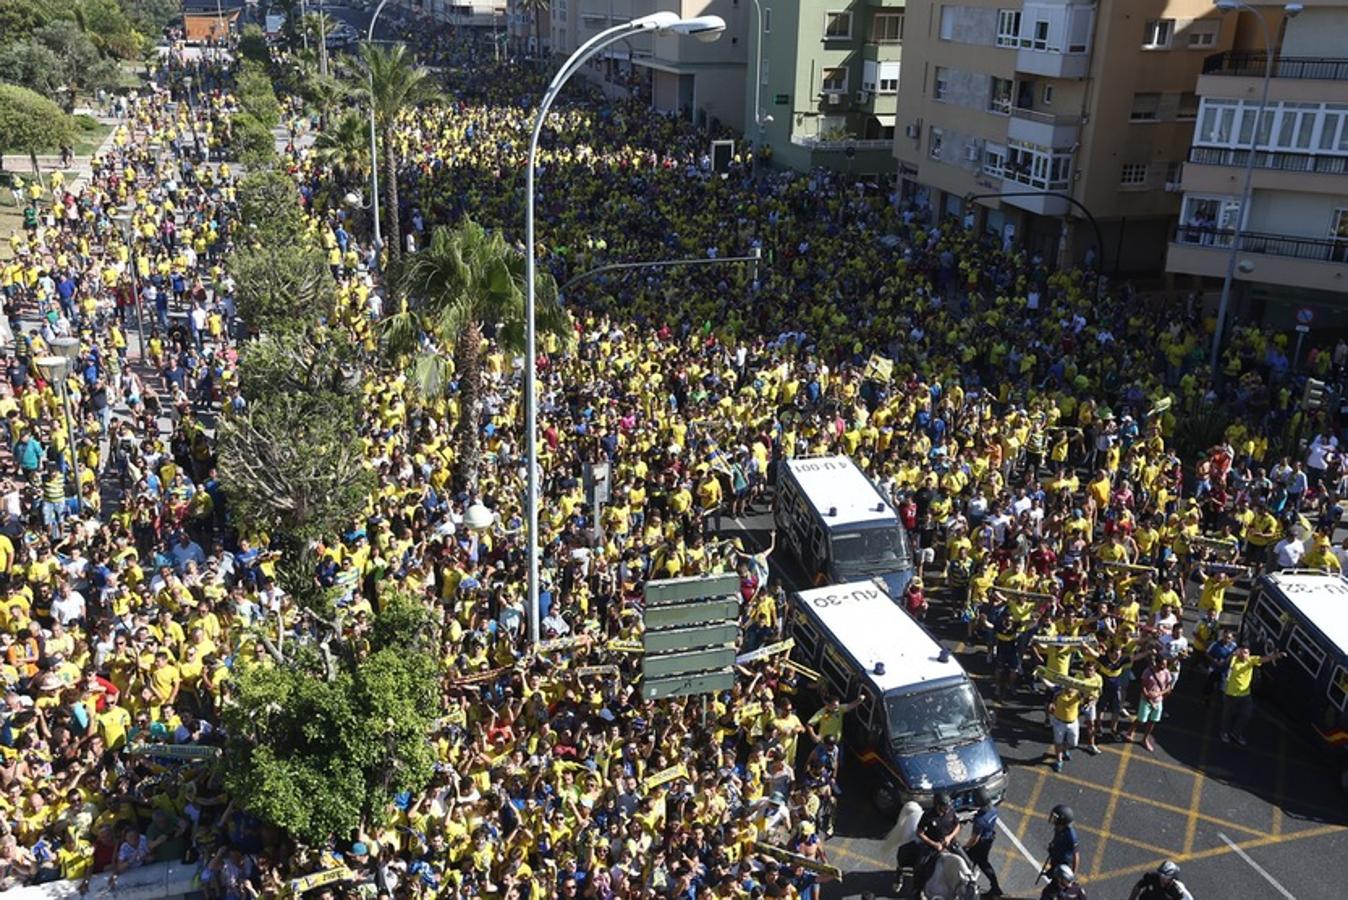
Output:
left=933, top=66, right=949, bottom=101
left=824, top=10, right=852, bottom=40
left=1287, top=627, right=1327, bottom=679
left=1031, top=19, right=1050, bottom=51
left=996, top=9, right=1022, bottom=47
left=821, top=67, right=848, bottom=94
left=1278, top=102, right=1319, bottom=150
left=1319, top=105, right=1348, bottom=152
left=1198, top=99, right=1238, bottom=144
left=1043, top=84, right=1054, bottom=106
left=939, top=7, right=955, bottom=41
left=983, top=142, right=1007, bottom=177
left=1332, top=209, right=1348, bottom=262
left=763, top=7, right=771, bottom=33
left=878, top=61, right=899, bottom=93
left=929, top=127, right=944, bottom=160
left=1330, top=666, right=1348, bottom=712
left=1186, top=21, right=1219, bottom=48
left=989, top=77, right=1013, bottom=115
left=1165, top=161, right=1182, bottom=184
left=1249, top=593, right=1288, bottom=643
left=1177, top=92, right=1199, bottom=121
left=1130, top=92, right=1161, bottom=122
left=871, top=13, right=903, bottom=43
left=1120, top=163, right=1148, bottom=186
left=1004, top=141, right=1073, bottom=190
left=1143, top=18, right=1174, bottom=49
left=862, top=60, right=877, bottom=92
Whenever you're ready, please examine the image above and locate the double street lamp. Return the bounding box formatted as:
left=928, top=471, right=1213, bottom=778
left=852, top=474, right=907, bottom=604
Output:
left=34, top=336, right=84, bottom=517
left=110, top=205, right=148, bottom=359
left=362, top=0, right=395, bottom=271
left=523, top=11, right=727, bottom=644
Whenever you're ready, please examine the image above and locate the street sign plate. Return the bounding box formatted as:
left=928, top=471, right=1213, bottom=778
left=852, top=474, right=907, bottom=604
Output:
left=644, top=573, right=742, bottom=607
left=643, top=598, right=741, bottom=630
left=643, top=623, right=741, bottom=655
left=641, top=646, right=736, bottom=680
left=1296, top=324, right=1310, bottom=333
left=641, top=669, right=736, bottom=701
left=1296, top=306, right=1314, bottom=325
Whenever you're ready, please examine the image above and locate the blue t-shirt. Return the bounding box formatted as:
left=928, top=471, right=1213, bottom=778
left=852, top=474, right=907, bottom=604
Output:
left=1048, top=825, right=1079, bottom=866
left=973, top=807, right=998, bottom=843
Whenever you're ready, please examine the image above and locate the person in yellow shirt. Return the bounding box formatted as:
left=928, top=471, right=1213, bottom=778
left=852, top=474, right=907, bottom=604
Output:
left=1221, top=646, right=1283, bottom=745
left=1048, top=686, right=1083, bottom=772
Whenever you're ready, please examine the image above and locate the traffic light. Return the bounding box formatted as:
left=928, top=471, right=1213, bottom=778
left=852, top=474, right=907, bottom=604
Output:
left=1303, top=377, right=1327, bottom=411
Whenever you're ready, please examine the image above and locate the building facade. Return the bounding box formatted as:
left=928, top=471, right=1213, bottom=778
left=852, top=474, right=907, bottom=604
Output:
left=547, top=0, right=748, bottom=131
left=893, top=0, right=1236, bottom=272
left=747, top=0, right=905, bottom=174
left=1167, top=2, right=1348, bottom=326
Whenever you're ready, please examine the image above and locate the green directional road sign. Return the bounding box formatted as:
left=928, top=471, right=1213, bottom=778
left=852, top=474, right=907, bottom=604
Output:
left=641, top=669, right=736, bottom=701
left=643, top=623, right=740, bottom=655
left=640, top=646, right=736, bottom=680
left=643, top=598, right=740, bottom=631
left=643, top=572, right=741, bottom=607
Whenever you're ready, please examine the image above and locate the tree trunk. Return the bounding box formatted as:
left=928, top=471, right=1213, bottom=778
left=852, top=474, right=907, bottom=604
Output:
left=383, top=124, right=400, bottom=259
left=28, top=151, right=46, bottom=192
left=455, top=321, right=483, bottom=489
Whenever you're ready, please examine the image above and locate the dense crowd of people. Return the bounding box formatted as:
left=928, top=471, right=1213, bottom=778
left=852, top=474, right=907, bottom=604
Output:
left=0, top=17, right=1343, bottom=900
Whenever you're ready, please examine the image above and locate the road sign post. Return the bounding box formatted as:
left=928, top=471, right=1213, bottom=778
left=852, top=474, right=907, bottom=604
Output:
left=640, top=572, right=741, bottom=701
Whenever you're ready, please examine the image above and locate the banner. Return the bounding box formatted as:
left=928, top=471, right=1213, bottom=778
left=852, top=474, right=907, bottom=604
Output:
left=782, top=659, right=821, bottom=682
left=451, top=667, right=510, bottom=686
left=289, top=866, right=352, bottom=894
left=643, top=764, right=689, bottom=791
left=574, top=665, right=620, bottom=678
left=127, top=743, right=221, bottom=761
left=605, top=639, right=644, bottom=654
left=538, top=634, right=593, bottom=653
left=1033, top=666, right=1102, bottom=697
left=863, top=353, right=894, bottom=384
left=735, top=638, right=795, bottom=665
left=753, top=842, right=843, bottom=879
left=1030, top=635, right=1100, bottom=650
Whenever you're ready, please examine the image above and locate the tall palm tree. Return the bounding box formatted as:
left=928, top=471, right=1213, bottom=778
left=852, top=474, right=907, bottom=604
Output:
left=358, top=42, right=439, bottom=261
left=385, top=220, right=571, bottom=489
left=518, top=0, right=550, bottom=58
left=313, top=109, right=371, bottom=186
left=304, top=74, right=348, bottom=131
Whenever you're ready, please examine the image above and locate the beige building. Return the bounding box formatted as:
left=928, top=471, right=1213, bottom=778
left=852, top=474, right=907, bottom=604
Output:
left=893, top=0, right=1237, bottom=272
left=1167, top=2, right=1348, bottom=327
left=548, top=0, right=748, bottom=130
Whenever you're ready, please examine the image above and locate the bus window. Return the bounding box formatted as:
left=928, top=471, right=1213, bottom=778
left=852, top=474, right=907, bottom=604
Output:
left=1249, top=593, right=1288, bottom=645
left=819, top=646, right=853, bottom=698
left=1286, top=626, right=1327, bottom=679
left=1329, top=665, right=1348, bottom=712
left=794, top=615, right=819, bottom=658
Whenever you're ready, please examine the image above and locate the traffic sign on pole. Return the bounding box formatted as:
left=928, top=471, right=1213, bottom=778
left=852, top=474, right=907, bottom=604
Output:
left=642, top=670, right=737, bottom=701
left=640, top=573, right=742, bottom=701
left=643, top=598, right=740, bottom=631
left=644, top=572, right=741, bottom=607
left=643, top=622, right=741, bottom=655
left=641, top=646, right=736, bottom=679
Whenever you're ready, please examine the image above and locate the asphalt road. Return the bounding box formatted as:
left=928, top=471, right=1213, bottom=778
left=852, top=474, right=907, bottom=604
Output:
left=717, top=508, right=1348, bottom=899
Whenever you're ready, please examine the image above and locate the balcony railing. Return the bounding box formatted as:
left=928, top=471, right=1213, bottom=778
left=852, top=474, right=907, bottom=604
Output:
left=790, top=135, right=894, bottom=151
left=1188, top=145, right=1348, bottom=175
left=1175, top=226, right=1348, bottom=263
left=1202, top=52, right=1348, bottom=81
left=1010, top=106, right=1083, bottom=127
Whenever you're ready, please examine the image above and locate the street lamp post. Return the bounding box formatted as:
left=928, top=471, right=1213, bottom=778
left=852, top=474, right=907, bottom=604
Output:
left=748, top=0, right=773, bottom=173
left=182, top=75, right=201, bottom=157
left=111, top=206, right=148, bottom=360
left=524, top=11, right=727, bottom=645
left=363, top=0, right=394, bottom=271
left=1209, top=1, right=1303, bottom=377
left=34, top=341, right=84, bottom=517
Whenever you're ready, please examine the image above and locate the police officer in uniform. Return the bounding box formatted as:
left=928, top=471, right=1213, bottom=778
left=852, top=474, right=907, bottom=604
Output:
left=963, top=788, right=1003, bottom=898
left=1128, top=861, right=1194, bottom=900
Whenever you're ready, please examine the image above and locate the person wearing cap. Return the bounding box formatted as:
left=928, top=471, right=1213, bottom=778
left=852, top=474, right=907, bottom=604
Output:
left=1040, top=864, right=1087, bottom=900
left=1128, top=860, right=1193, bottom=900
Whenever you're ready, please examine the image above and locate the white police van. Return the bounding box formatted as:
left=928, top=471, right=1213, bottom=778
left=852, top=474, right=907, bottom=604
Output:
left=1240, top=569, right=1348, bottom=791
left=789, top=579, right=1007, bottom=813
left=775, top=455, right=915, bottom=596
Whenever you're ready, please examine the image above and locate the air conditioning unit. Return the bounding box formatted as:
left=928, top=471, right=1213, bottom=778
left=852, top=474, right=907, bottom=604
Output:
left=904, top=123, right=921, bottom=139
left=827, top=93, right=844, bottom=106
left=856, top=90, right=871, bottom=104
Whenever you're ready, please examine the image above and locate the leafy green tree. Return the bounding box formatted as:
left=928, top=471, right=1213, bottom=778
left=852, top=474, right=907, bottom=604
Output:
left=227, top=241, right=335, bottom=335
left=239, top=24, right=270, bottom=64
left=0, top=43, right=65, bottom=100
left=229, top=112, right=277, bottom=168
left=237, top=168, right=304, bottom=244
left=221, top=588, right=437, bottom=845
left=312, top=109, right=370, bottom=187
left=116, top=0, right=180, bottom=34
left=387, top=219, right=570, bottom=488
left=237, top=329, right=360, bottom=405
left=72, top=0, right=143, bottom=59
left=0, top=83, right=73, bottom=181
left=358, top=42, right=440, bottom=261
left=236, top=59, right=282, bottom=129
left=216, top=390, right=374, bottom=543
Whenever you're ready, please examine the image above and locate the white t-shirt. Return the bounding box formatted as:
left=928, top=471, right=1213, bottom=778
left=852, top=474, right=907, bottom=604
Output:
left=1306, top=435, right=1338, bottom=472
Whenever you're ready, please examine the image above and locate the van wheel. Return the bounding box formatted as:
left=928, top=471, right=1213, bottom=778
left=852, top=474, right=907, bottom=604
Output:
left=875, top=784, right=900, bottom=815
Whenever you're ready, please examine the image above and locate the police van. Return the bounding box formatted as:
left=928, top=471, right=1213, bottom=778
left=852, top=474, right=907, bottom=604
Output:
left=775, top=455, right=915, bottom=596
left=1240, top=570, right=1348, bottom=790
left=789, top=579, right=1008, bottom=813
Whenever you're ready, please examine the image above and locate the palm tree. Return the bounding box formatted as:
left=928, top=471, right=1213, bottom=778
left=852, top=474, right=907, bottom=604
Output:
left=304, top=74, right=348, bottom=131
left=358, top=42, right=440, bottom=261
left=313, top=109, right=370, bottom=187
left=385, top=220, right=571, bottom=489
left=518, top=0, right=550, bottom=59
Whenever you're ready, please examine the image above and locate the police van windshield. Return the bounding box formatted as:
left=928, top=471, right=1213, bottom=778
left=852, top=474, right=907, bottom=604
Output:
left=832, top=526, right=911, bottom=573
left=885, top=682, right=987, bottom=751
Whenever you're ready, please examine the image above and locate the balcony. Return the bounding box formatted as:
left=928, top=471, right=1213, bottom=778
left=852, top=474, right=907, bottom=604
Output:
left=1188, top=146, right=1348, bottom=175
left=1015, top=47, right=1091, bottom=80
left=1183, top=146, right=1348, bottom=196
left=1168, top=226, right=1348, bottom=293
left=790, top=135, right=894, bottom=152
left=1008, top=107, right=1082, bottom=149
left=1202, top=52, right=1348, bottom=81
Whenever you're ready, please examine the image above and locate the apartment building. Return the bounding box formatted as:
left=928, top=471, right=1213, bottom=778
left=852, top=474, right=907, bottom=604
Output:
left=746, top=0, right=906, bottom=174
left=894, top=1, right=1234, bottom=272
left=548, top=0, right=748, bottom=130
left=1167, top=3, right=1348, bottom=326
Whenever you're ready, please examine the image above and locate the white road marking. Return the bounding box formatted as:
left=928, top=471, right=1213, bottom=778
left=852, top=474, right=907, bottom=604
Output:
left=996, top=817, right=1043, bottom=872
left=1218, top=832, right=1298, bottom=900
